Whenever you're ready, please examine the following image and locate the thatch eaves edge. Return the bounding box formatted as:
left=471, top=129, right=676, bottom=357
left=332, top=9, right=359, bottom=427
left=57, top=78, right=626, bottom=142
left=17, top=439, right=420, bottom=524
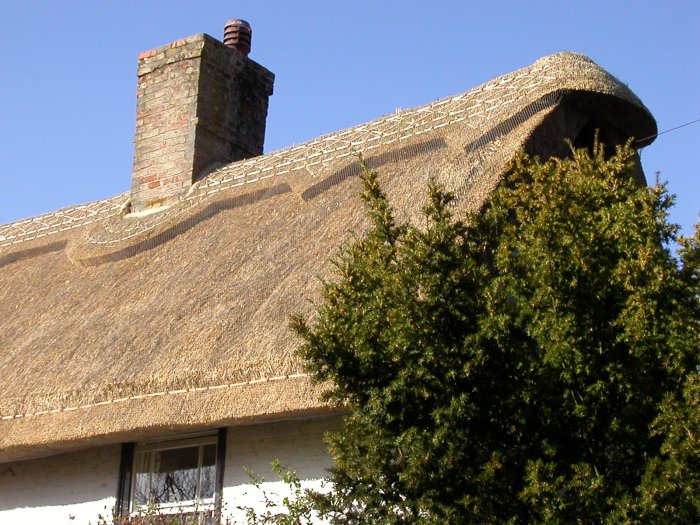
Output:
left=1, top=375, right=339, bottom=463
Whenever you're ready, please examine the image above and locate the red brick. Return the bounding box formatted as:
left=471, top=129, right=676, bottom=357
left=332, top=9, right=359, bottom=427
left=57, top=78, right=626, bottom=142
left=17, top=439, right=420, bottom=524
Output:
left=138, top=49, right=157, bottom=60
left=130, top=35, right=274, bottom=213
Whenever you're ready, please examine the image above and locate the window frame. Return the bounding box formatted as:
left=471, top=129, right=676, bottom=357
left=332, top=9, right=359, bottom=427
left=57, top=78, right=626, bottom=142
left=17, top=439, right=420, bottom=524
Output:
left=117, top=428, right=227, bottom=521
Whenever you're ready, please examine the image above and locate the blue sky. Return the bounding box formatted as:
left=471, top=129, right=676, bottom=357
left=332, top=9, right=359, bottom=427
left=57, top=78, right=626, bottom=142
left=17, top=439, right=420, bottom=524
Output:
left=1, top=1, right=698, bottom=237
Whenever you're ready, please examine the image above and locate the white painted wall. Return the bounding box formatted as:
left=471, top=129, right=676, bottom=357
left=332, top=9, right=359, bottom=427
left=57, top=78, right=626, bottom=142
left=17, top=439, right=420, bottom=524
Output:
left=222, top=416, right=341, bottom=524
left=0, top=416, right=341, bottom=525
left=0, top=444, right=121, bottom=525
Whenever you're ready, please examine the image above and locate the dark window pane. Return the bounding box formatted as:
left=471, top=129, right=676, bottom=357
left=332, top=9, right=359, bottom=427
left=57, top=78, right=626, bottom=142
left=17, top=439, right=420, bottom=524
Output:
left=202, top=444, right=216, bottom=466
left=152, top=447, right=199, bottom=503
left=157, top=446, right=200, bottom=472
left=200, top=444, right=217, bottom=499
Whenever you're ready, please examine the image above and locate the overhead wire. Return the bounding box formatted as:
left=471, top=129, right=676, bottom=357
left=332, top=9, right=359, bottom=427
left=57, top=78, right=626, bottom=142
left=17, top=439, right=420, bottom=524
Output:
left=636, top=117, right=700, bottom=145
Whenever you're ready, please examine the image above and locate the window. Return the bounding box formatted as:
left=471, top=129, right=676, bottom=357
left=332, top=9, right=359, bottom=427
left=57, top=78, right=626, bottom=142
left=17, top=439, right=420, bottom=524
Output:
left=117, top=429, right=226, bottom=523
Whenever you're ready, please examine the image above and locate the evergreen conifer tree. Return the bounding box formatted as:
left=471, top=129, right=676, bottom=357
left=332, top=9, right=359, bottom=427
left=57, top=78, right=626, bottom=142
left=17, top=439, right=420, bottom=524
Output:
left=291, top=142, right=700, bottom=524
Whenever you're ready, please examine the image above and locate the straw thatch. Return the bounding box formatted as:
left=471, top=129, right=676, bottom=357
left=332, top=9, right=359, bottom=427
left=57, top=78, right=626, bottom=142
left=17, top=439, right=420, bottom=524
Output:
left=0, top=52, right=655, bottom=463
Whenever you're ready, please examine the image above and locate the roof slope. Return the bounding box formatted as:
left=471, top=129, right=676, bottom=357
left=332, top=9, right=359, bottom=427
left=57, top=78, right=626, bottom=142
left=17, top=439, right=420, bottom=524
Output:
left=0, top=52, right=655, bottom=462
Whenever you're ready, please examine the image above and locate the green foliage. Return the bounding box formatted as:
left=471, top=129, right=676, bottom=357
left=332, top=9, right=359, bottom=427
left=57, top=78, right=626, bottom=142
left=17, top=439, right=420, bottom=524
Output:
left=291, top=143, right=700, bottom=524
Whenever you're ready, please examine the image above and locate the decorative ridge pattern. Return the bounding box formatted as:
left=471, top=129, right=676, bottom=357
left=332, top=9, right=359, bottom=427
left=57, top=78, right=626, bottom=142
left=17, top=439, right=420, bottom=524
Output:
left=0, top=193, right=128, bottom=249
left=192, top=52, right=646, bottom=200
left=0, top=52, right=650, bottom=251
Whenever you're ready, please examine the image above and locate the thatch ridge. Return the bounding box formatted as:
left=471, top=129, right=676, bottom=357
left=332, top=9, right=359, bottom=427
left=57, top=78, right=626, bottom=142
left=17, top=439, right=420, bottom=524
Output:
left=0, top=52, right=654, bottom=250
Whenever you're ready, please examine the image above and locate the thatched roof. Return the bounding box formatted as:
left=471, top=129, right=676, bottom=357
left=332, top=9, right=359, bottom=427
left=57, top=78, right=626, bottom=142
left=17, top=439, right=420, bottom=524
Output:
left=0, top=52, right=655, bottom=463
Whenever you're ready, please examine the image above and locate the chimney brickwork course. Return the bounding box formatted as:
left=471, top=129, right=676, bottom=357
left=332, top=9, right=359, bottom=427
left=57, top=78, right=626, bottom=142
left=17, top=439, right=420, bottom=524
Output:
left=131, top=32, right=274, bottom=213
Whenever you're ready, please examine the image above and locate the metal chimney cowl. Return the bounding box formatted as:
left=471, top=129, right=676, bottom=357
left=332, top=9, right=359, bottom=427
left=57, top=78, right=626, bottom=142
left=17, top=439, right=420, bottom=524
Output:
left=223, top=19, right=252, bottom=57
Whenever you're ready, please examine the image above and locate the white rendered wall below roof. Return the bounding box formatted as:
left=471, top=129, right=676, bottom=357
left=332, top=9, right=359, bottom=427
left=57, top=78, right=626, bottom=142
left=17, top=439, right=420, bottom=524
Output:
left=0, top=416, right=340, bottom=524
left=222, top=416, right=340, bottom=523
left=0, top=444, right=120, bottom=525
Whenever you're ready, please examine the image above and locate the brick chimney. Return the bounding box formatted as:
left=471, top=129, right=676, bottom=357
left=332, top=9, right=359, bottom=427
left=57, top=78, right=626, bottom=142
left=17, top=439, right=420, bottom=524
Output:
left=130, top=20, right=274, bottom=212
